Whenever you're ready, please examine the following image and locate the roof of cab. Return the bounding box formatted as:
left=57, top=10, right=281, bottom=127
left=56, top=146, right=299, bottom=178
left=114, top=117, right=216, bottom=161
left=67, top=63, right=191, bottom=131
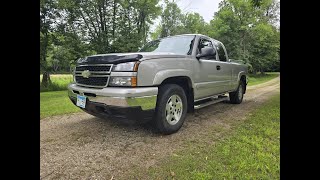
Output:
left=167, top=34, right=222, bottom=43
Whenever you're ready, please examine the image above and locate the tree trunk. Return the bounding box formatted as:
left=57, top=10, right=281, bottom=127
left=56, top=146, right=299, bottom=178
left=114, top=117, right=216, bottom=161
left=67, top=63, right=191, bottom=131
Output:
left=40, top=29, right=51, bottom=87
left=112, top=0, right=116, bottom=38
left=111, top=0, right=117, bottom=52
left=41, top=71, right=51, bottom=87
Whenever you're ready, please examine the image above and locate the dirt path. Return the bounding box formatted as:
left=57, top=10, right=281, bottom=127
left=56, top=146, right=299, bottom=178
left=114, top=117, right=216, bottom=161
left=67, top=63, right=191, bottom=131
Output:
left=40, top=76, right=280, bottom=179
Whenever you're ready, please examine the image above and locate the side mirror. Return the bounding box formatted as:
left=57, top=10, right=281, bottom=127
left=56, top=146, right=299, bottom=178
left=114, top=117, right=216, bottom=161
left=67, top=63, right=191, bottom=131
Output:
left=196, top=47, right=216, bottom=59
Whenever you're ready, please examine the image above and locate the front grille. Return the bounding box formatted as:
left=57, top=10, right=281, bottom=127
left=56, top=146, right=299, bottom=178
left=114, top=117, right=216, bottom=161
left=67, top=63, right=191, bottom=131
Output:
left=76, top=66, right=111, bottom=72
left=75, top=76, right=109, bottom=87
left=75, top=64, right=112, bottom=87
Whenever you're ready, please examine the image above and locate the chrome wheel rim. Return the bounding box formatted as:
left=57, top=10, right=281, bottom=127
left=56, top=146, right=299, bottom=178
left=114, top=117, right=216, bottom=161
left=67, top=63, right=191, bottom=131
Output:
left=238, top=84, right=243, bottom=100
left=165, top=95, right=183, bottom=125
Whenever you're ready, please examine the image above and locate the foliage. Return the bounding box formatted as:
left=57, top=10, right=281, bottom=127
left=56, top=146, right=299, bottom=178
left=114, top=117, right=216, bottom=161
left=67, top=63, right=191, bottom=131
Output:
left=159, top=0, right=184, bottom=37
left=40, top=0, right=280, bottom=83
left=151, top=0, right=279, bottom=73
left=208, top=0, right=280, bottom=73
left=40, top=0, right=161, bottom=85
left=154, top=1, right=210, bottom=39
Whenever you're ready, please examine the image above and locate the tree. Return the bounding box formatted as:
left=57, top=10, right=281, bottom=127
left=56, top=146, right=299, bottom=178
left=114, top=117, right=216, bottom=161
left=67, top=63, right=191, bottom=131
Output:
left=40, top=0, right=161, bottom=81
left=41, top=0, right=280, bottom=77
left=152, top=1, right=210, bottom=39
left=249, top=23, right=279, bottom=74
left=40, top=0, right=57, bottom=87
left=58, top=0, right=161, bottom=53
left=173, top=12, right=210, bottom=35
left=209, top=0, right=257, bottom=62
left=159, top=0, right=184, bottom=37
left=208, top=0, right=280, bottom=73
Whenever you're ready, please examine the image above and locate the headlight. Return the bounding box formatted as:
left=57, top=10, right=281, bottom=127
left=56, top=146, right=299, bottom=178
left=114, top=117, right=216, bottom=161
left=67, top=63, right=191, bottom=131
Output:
left=109, top=77, right=137, bottom=87
left=110, top=61, right=140, bottom=86
left=112, top=61, right=140, bottom=71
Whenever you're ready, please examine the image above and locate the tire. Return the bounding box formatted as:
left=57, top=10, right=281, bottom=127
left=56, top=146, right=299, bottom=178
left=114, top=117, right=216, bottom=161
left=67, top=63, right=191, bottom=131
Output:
left=229, top=80, right=245, bottom=104
left=154, top=84, right=188, bottom=134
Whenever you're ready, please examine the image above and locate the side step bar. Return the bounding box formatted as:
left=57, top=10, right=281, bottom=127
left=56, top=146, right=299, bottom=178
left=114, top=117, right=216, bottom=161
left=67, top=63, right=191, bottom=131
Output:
left=194, top=95, right=229, bottom=110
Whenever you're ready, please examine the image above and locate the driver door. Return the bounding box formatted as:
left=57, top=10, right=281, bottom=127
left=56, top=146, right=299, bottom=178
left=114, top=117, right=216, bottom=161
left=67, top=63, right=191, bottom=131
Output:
left=193, top=38, right=226, bottom=100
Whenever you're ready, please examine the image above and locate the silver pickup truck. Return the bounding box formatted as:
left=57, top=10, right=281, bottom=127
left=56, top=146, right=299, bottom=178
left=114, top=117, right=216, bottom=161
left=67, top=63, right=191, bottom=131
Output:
left=68, top=34, right=248, bottom=134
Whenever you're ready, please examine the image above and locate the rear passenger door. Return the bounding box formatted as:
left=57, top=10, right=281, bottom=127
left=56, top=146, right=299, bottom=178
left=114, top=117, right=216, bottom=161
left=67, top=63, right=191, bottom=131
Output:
left=212, top=40, right=233, bottom=91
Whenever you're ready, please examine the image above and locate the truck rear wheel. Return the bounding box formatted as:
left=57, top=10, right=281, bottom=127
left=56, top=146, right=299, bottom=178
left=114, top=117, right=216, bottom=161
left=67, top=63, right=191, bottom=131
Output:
left=154, top=84, right=187, bottom=134
left=229, top=80, right=245, bottom=104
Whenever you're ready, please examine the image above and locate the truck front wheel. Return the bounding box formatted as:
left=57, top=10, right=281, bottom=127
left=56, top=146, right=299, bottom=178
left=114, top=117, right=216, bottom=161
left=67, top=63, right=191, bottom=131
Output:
left=229, top=80, right=245, bottom=104
left=154, top=84, right=187, bottom=134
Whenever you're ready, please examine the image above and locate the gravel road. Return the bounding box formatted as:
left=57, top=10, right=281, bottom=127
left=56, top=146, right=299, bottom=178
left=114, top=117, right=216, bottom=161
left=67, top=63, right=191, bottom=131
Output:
left=40, top=76, right=280, bottom=179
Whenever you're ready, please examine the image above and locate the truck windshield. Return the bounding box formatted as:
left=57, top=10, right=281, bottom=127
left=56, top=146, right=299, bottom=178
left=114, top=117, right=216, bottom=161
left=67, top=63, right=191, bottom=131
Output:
left=138, top=35, right=195, bottom=55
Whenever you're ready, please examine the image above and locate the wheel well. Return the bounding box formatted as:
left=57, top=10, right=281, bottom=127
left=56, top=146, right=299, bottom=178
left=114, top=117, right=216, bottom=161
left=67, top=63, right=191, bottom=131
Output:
left=160, top=76, right=194, bottom=112
left=240, top=75, right=247, bottom=94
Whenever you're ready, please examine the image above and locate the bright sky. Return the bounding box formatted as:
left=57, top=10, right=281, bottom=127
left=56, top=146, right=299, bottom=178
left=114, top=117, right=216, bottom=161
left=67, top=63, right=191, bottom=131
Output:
left=175, top=0, right=222, bottom=22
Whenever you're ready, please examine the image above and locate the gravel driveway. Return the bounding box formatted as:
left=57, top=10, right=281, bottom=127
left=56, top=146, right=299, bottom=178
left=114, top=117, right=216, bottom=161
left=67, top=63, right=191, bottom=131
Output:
left=40, top=76, right=280, bottom=179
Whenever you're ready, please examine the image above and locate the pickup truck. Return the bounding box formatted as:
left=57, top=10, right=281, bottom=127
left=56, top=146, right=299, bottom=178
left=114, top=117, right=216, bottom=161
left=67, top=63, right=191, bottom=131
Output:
left=68, top=34, right=248, bottom=134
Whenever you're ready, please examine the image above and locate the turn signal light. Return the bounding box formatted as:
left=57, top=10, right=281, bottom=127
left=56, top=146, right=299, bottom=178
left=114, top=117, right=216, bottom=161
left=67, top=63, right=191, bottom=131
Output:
left=131, top=77, right=137, bottom=87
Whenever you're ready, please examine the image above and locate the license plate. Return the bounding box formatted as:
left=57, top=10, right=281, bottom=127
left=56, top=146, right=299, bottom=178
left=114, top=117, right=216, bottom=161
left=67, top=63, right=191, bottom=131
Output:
left=76, top=95, right=86, bottom=108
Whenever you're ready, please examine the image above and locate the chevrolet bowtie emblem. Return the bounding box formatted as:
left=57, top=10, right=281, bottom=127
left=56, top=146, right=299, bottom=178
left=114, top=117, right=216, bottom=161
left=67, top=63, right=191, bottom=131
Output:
left=81, top=70, right=91, bottom=78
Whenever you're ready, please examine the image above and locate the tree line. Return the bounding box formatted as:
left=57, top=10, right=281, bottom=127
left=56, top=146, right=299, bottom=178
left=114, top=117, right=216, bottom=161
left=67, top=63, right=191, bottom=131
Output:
left=40, top=0, right=279, bottom=87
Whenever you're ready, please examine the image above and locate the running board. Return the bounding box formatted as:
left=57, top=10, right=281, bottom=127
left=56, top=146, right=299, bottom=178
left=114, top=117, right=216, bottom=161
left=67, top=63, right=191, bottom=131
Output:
left=194, top=95, right=229, bottom=109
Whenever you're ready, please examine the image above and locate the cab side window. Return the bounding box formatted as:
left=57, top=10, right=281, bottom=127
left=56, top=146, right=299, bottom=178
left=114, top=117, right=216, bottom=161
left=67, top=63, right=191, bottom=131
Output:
left=197, top=38, right=216, bottom=60
left=214, top=41, right=228, bottom=62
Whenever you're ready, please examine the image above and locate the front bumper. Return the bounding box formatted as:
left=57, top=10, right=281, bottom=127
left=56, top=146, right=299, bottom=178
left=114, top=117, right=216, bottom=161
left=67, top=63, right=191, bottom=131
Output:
left=68, top=83, right=158, bottom=121
left=68, top=83, right=158, bottom=110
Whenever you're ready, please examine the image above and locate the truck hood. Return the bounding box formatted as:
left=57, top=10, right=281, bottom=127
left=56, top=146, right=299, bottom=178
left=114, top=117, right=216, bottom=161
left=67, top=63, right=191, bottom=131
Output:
left=77, top=52, right=187, bottom=65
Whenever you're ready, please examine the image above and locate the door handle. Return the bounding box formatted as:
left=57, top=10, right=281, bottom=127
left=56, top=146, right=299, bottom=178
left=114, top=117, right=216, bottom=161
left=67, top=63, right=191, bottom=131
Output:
left=216, top=65, right=221, bottom=70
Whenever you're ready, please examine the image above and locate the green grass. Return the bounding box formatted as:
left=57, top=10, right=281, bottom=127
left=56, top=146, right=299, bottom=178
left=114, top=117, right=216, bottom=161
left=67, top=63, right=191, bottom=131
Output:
left=143, top=93, right=280, bottom=179
left=40, top=90, right=81, bottom=119
left=248, top=72, right=279, bottom=86
left=40, top=74, right=73, bottom=92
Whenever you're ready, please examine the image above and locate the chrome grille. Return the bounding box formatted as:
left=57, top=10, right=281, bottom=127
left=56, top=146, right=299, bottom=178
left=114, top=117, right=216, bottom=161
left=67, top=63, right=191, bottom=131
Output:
left=74, top=64, right=113, bottom=88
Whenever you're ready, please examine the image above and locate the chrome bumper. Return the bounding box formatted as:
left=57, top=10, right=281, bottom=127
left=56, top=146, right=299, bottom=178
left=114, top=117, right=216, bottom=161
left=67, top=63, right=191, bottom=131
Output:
left=68, top=83, right=158, bottom=110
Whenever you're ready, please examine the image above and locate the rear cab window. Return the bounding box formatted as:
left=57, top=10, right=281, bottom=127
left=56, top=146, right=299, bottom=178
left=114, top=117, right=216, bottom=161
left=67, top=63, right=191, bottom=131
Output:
left=213, top=41, right=228, bottom=62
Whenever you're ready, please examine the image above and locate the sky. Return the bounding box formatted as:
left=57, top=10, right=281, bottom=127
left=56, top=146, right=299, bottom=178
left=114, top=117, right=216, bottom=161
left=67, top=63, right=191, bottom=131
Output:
left=175, top=0, right=222, bottom=23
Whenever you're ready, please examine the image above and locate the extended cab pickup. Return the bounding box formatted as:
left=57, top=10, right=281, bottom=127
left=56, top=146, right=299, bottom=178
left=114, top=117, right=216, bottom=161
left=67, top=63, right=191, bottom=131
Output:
left=68, top=34, right=248, bottom=134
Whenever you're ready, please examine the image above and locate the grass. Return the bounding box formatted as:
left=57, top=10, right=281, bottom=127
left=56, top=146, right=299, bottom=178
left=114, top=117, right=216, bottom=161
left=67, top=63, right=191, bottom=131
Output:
left=142, top=93, right=280, bottom=179
left=248, top=72, right=279, bottom=86
left=40, top=90, right=81, bottom=119
left=40, top=74, right=73, bottom=92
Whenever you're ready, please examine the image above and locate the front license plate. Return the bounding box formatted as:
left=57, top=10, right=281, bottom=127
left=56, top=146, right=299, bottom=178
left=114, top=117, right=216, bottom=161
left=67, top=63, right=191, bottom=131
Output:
left=76, top=95, right=86, bottom=108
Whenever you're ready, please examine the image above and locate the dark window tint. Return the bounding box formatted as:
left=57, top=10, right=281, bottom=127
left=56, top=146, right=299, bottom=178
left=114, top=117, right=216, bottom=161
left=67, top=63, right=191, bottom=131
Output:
left=214, top=41, right=227, bottom=62
left=197, top=38, right=216, bottom=60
